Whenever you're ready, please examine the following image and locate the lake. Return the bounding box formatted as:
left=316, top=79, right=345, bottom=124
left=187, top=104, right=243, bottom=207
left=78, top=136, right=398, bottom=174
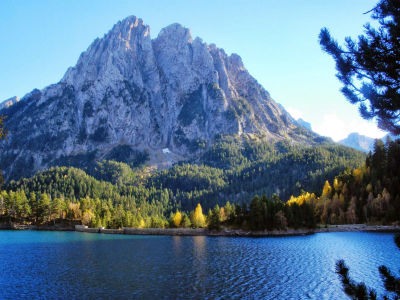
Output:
left=0, top=231, right=399, bottom=299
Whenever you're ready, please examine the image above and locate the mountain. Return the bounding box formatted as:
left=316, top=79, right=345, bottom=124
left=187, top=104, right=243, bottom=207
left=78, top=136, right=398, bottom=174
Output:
left=296, top=118, right=312, bottom=131
left=341, top=132, right=376, bottom=152
left=0, top=16, right=322, bottom=181
left=0, top=96, right=19, bottom=110
left=339, top=133, right=375, bottom=153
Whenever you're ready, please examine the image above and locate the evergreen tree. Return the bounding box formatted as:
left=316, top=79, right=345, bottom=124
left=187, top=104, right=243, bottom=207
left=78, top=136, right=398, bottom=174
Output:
left=15, top=190, right=31, bottom=221
left=207, top=205, right=221, bottom=230
left=319, top=0, right=400, bottom=134
left=38, top=193, right=51, bottom=224
left=0, top=115, right=6, bottom=187
left=371, top=139, right=387, bottom=180
left=28, top=192, right=38, bottom=223
left=336, top=235, right=400, bottom=299
left=181, top=212, right=192, bottom=228
left=249, top=196, right=266, bottom=230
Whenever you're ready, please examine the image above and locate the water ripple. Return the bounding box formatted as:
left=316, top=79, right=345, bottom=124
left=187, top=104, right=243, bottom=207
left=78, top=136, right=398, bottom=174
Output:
left=0, top=232, right=399, bottom=299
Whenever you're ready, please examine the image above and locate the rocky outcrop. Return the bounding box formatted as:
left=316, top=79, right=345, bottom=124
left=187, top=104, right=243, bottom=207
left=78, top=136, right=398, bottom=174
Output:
left=0, top=96, right=19, bottom=110
left=0, top=16, right=311, bottom=180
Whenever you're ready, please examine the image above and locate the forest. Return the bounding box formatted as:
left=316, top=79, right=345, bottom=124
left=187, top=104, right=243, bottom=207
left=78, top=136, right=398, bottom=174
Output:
left=0, top=137, right=398, bottom=231
left=288, top=138, right=400, bottom=226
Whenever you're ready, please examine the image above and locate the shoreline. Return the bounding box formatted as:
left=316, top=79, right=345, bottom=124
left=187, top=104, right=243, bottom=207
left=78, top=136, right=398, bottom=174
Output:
left=121, top=225, right=400, bottom=237
left=2, top=223, right=400, bottom=237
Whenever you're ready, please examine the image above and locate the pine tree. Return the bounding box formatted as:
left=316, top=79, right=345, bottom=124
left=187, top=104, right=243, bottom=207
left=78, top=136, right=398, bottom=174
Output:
left=319, top=0, right=400, bottom=134
left=0, top=116, right=6, bottom=187
left=207, top=205, right=221, bottom=230
left=38, top=193, right=51, bottom=224
left=336, top=235, right=400, bottom=299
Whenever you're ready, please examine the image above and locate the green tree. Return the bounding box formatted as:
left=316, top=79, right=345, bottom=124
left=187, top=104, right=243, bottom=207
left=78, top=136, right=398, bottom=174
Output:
left=0, top=115, right=6, bottom=186
left=38, top=193, right=51, bottom=224
left=274, top=210, right=287, bottom=230
left=28, top=192, right=38, bottom=223
left=371, top=139, right=387, bottom=180
left=0, top=190, right=7, bottom=216
left=15, top=190, right=31, bottom=221
left=111, top=204, right=125, bottom=228
left=181, top=212, right=192, bottom=228
left=319, top=0, right=400, bottom=134
left=52, top=197, right=67, bottom=220
left=207, top=205, right=221, bottom=230
left=223, top=201, right=236, bottom=223
left=5, top=191, right=16, bottom=220
left=249, top=196, right=266, bottom=230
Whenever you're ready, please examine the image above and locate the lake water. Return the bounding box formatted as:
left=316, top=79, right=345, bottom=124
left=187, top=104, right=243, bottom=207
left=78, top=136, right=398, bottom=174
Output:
left=0, top=231, right=399, bottom=299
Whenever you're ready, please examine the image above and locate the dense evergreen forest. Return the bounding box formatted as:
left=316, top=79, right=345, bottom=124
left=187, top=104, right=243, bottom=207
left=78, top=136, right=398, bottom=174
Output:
left=2, top=136, right=397, bottom=231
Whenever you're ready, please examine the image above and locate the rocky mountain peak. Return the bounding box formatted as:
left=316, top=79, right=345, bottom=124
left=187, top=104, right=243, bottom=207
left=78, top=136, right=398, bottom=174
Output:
left=62, top=15, right=153, bottom=89
left=0, top=96, right=19, bottom=110
left=156, top=23, right=193, bottom=44
left=114, top=15, right=147, bottom=35
left=0, top=16, right=316, bottom=180
left=111, top=15, right=150, bottom=49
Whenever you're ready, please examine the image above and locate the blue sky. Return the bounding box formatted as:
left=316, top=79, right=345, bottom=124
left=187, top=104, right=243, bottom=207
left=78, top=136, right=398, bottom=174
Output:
left=0, top=0, right=385, bottom=141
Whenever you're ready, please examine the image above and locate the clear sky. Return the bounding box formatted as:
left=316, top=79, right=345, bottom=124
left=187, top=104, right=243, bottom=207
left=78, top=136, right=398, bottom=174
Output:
left=0, top=0, right=385, bottom=141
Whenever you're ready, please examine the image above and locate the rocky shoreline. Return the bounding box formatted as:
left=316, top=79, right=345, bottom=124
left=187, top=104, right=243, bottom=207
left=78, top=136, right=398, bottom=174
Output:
left=315, top=224, right=400, bottom=233
left=119, top=225, right=400, bottom=237
left=3, top=223, right=399, bottom=237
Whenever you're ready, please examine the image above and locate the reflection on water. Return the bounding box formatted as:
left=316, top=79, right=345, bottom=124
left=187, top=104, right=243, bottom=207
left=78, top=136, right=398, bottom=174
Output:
left=0, top=231, right=399, bottom=299
left=192, top=236, right=207, bottom=296
left=193, top=235, right=206, bottom=257
left=172, top=235, right=182, bottom=257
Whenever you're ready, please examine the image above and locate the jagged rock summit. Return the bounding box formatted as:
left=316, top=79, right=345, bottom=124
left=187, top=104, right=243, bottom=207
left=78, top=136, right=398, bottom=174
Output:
left=0, top=96, right=19, bottom=110
left=0, top=16, right=315, bottom=180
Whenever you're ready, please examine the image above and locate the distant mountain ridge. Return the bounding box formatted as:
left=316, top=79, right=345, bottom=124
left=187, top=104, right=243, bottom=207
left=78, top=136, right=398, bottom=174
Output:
left=339, top=132, right=400, bottom=153
left=339, top=133, right=375, bottom=153
left=0, top=16, right=325, bottom=181
left=293, top=117, right=393, bottom=153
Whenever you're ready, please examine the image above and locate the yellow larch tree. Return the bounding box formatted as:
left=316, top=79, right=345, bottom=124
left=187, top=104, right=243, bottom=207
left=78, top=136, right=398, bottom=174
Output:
left=321, top=180, right=332, bottom=198
left=172, top=210, right=182, bottom=228
left=191, top=203, right=206, bottom=228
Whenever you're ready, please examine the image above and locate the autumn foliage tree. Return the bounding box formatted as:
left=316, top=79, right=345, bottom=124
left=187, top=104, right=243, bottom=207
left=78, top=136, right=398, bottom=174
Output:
left=171, top=210, right=182, bottom=227
left=191, top=203, right=206, bottom=228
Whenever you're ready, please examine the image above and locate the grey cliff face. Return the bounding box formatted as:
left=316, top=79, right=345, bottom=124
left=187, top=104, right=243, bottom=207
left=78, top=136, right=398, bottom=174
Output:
left=0, top=16, right=307, bottom=180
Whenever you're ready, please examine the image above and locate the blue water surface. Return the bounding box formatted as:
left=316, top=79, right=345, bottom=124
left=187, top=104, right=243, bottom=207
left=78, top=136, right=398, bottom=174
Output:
left=0, top=231, right=399, bottom=299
